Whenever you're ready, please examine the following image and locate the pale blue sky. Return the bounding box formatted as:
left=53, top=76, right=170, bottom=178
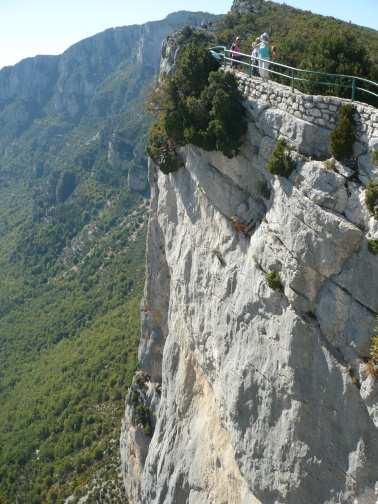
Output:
left=1, top=0, right=377, bottom=69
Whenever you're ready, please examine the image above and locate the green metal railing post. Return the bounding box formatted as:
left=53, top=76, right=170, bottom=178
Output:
left=291, top=69, right=295, bottom=93
left=351, top=78, right=356, bottom=101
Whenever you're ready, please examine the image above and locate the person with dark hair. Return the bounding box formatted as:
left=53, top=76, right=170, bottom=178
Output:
left=230, top=36, right=241, bottom=68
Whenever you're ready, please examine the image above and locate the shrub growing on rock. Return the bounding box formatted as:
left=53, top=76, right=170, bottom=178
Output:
left=365, top=180, right=378, bottom=219
left=181, top=71, right=247, bottom=157
left=371, top=333, right=378, bottom=364
left=330, top=104, right=356, bottom=161
left=174, top=41, right=220, bottom=97
left=367, top=324, right=378, bottom=378
left=368, top=239, right=378, bottom=255
left=134, top=404, right=153, bottom=437
left=373, top=149, right=378, bottom=167
left=267, top=139, right=295, bottom=178
left=266, top=271, right=283, bottom=291
left=148, top=39, right=247, bottom=173
left=147, top=119, right=183, bottom=174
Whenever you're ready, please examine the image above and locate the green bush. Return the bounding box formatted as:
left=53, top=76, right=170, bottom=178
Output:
left=267, top=139, right=295, bottom=177
left=368, top=240, right=378, bottom=255
left=266, top=271, right=283, bottom=291
left=300, top=31, right=372, bottom=98
left=366, top=180, right=378, bottom=219
left=148, top=40, right=247, bottom=172
left=174, top=41, right=219, bottom=97
left=373, top=150, right=378, bottom=167
left=330, top=105, right=356, bottom=161
left=199, top=71, right=247, bottom=156
left=147, top=120, right=183, bottom=174
left=370, top=321, right=378, bottom=367
left=134, top=404, right=153, bottom=437
left=371, top=336, right=378, bottom=363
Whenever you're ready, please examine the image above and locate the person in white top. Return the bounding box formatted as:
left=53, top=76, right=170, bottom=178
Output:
left=251, top=37, right=260, bottom=77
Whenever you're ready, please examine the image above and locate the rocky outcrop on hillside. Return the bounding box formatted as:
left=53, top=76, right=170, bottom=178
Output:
left=0, top=55, right=59, bottom=104
left=231, top=0, right=267, bottom=15
left=121, top=69, right=378, bottom=502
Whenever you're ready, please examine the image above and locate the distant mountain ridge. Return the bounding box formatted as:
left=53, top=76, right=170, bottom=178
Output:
left=0, top=11, right=216, bottom=146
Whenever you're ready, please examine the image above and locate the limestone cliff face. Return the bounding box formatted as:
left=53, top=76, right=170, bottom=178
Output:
left=121, top=74, right=378, bottom=503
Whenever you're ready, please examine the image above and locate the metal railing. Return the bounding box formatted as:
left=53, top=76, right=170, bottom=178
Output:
left=209, top=46, right=378, bottom=104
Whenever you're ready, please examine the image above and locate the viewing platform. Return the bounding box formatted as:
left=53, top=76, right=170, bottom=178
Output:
left=209, top=46, right=378, bottom=145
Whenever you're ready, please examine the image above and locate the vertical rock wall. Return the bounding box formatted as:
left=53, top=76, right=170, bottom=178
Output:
left=121, top=73, right=378, bottom=504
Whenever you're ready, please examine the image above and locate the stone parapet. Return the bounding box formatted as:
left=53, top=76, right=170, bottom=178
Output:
left=235, top=72, right=378, bottom=144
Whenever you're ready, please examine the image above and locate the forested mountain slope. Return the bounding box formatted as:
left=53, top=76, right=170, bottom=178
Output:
left=0, top=11, right=217, bottom=504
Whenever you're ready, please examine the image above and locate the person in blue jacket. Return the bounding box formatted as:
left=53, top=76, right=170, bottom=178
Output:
left=259, top=33, right=277, bottom=79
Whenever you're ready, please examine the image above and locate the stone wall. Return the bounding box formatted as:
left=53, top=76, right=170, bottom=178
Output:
left=235, top=72, right=378, bottom=145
